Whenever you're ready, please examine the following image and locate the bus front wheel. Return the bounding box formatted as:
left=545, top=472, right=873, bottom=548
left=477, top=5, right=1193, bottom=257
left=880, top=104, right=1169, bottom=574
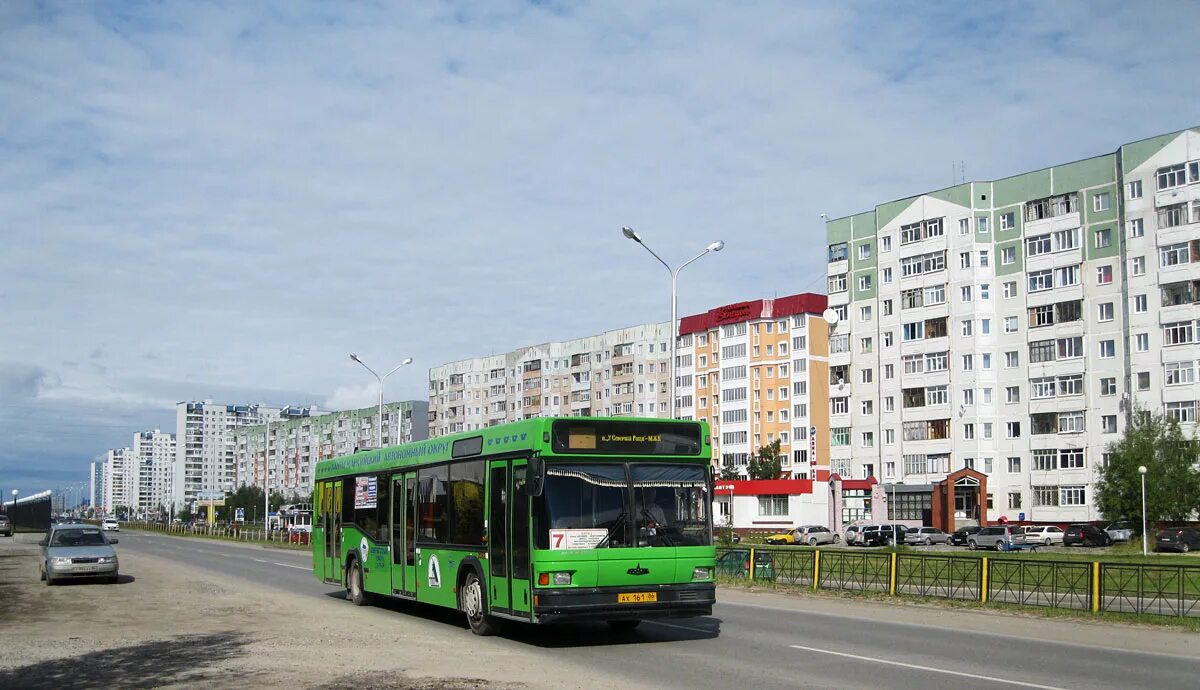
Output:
left=347, top=560, right=369, bottom=606
left=462, top=570, right=500, bottom=636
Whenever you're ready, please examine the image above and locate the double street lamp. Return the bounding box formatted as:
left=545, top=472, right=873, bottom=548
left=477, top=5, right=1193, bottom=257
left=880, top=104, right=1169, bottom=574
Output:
left=350, top=354, right=414, bottom=449
left=621, top=227, right=724, bottom=418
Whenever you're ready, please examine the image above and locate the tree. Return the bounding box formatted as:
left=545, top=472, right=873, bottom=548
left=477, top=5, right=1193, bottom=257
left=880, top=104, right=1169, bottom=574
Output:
left=748, top=440, right=783, bottom=480
left=1095, top=409, right=1200, bottom=532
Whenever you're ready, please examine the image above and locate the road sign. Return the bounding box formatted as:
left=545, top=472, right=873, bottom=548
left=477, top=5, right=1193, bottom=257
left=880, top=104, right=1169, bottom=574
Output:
left=235, top=508, right=245, bottom=522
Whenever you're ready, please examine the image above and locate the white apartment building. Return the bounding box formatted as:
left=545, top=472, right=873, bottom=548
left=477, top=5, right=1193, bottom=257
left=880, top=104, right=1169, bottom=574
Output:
left=102, top=448, right=135, bottom=515
left=174, top=401, right=284, bottom=510
left=232, top=401, right=429, bottom=497
left=428, top=323, right=673, bottom=436
left=132, top=429, right=176, bottom=515
left=675, top=294, right=831, bottom=481
left=826, top=126, right=1200, bottom=528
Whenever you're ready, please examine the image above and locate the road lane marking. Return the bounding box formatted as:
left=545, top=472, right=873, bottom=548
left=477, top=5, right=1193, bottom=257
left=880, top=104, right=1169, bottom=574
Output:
left=273, top=562, right=309, bottom=570
left=788, top=645, right=1070, bottom=690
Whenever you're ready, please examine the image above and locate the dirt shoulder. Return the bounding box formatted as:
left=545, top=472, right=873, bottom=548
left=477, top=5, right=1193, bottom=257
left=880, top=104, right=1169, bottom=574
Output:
left=0, top=535, right=615, bottom=689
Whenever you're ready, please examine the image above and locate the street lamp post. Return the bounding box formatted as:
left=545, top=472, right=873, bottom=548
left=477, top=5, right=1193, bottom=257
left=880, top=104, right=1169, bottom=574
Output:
left=350, top=354, right=414, bottom=449
left=621, top=227, right=724, bottom=419
left=1139, top=465, right=1148, bottom=557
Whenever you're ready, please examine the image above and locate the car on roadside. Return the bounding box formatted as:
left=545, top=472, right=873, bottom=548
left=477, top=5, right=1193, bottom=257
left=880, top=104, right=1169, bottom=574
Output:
left=905, top=527, right=950, bottom=546
left=967, top=525, right=1027, bottom=551
left=39, top=523, right=120, bottom=585
left=843, top=524, right=865, bottom=545
left=1104, top=520, right=1134, bottom=543
left=1154, top=527, right=1200, bottom=553
left=102, top=518, right=120, bottom=532
left=0, top=515, right=12, bottom=537
left=1023, top=525, right=1065, bottom=546
left=949, top=525, right=983, bottom=546
left=715, top=549, right=776, bottom=581
left=1063, top=524, right=1112, bottom=547
left=765, top=525, right=837, bottom=546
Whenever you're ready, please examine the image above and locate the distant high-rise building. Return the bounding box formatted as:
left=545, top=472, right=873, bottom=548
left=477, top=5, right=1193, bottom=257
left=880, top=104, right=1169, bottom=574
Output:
left=173, top=401, right=287, bottom=510
left=231, top=401, right=428, bottom=497
left=132, top=429, right=175, bottom=515
left=89, top=458, right=106, bottom=514
left=102, top=448, right=134, bottom=515
left=428, top=322, right=673, bottom=436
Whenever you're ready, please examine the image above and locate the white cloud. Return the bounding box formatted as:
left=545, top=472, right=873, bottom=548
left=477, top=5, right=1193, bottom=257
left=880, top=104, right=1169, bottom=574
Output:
left=324, top=381, right=382, bottom=411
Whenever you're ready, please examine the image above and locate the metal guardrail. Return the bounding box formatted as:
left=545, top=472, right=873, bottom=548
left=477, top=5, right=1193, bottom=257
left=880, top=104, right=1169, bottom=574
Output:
left=718, top=546, right=1200, bottom=619
left=126, top=521, right=311, bottom=546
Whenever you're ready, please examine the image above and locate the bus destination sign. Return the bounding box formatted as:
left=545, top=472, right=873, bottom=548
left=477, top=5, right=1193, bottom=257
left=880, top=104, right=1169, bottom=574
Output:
left=551, top=420, right=702, bottom=455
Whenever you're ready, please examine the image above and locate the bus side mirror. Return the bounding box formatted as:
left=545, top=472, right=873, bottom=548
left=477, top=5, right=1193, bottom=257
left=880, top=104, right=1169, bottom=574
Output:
left=528, top=457, right=545, bottom=497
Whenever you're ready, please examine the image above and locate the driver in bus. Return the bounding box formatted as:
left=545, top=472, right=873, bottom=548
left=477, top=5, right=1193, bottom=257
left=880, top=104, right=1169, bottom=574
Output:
left=642, top=487, right=669, bottom=529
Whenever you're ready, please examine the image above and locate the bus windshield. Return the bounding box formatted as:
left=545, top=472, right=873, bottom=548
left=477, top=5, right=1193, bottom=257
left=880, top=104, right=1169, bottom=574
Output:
left=535, top=463, right=711, bottom=549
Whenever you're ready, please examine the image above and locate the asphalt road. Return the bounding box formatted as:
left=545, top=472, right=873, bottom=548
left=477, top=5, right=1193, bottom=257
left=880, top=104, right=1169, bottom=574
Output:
left=119, top=531, right=1200, bottom=690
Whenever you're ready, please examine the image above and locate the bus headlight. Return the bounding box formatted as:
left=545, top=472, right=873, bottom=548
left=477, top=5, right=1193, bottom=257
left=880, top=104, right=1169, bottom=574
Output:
left=692, top=566, right=712, bottom=580
left=553, top=572, right=572, bottom=585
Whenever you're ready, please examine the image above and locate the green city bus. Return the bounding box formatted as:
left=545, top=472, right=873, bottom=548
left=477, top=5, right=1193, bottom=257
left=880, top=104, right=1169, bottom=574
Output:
left=312, top=416, right=716, bottom=634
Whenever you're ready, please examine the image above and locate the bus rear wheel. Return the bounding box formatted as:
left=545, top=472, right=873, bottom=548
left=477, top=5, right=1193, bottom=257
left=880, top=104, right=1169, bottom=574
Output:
left=462, top=570, right=500, bottom=636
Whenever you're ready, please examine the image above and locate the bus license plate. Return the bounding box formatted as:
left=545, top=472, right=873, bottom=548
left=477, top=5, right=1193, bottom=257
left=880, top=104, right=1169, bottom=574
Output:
left=618, top=592, right=657, bottom=604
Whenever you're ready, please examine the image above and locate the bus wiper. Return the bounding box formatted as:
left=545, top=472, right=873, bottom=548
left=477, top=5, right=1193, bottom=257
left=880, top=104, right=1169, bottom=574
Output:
left=595, top=511, right=628, bottom=548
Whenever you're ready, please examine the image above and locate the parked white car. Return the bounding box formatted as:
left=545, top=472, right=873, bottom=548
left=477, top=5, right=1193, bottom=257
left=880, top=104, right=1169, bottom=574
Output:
left=1023, top=525, right=1063, bottom=545
left=101, top=519, right=120, bottom=532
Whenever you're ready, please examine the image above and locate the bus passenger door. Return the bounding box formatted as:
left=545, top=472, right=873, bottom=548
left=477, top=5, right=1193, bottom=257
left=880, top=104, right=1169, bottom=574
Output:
left=487, top=461, right=511, bottom=613
left=324, top=480, right=342, bottom=581
left=391, top=472, right=417, bottom=597
left=509, top=460, right=532, bottom=618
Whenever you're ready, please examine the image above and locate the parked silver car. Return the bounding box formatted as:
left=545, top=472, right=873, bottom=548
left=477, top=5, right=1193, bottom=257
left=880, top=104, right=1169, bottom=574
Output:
left=1023, top=525, right=1065, bottom=545
left=905, top=527, right=950, bottom=545
left=967, top=525, right=1026, bottom=551
left=1104, top=521, right=1134, bottom=542
left=39, top=523, right=119, bottom=585
left=793, top=525, right=839, bottom=546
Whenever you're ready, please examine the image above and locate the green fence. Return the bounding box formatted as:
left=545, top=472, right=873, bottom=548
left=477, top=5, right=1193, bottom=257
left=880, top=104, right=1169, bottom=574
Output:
left=718, top=547, right=1200, bottom=619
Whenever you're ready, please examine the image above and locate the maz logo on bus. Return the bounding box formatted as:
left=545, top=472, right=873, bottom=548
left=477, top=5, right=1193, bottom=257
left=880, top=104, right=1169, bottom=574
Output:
left=627, top=564, right=650, bottom=576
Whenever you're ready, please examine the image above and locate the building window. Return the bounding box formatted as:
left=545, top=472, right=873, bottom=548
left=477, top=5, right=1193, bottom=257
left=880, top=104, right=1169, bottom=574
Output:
left=1096, top=265, right=1113, bottom=285
left=1135, top=333, right=1149, bottom=352
left=1094, top=228, right=1112, bottom=248
left=1001, top=246, right=1016, bottom=265
left=1165, top=361, right=1195, bottom=386
left=960, top=252, right=972, bottom=269
left=1127, top=180, right=1142, bottom=199
left=858, top=243, right=872, bottom=260
left=881, top=235, right=892, bottom=252
left=1133, top=294, right=1147, bottom=313
left=959, top=218, right=970, bottom=235
left=980, top=250, right=990, bottom=267
left=1000, top=212, right=1015, bottom=230
left=859, top=275, right=872, bottom=292
left=1006, top=422, right=1021, bottom=439
left=1093, top=192, right=1110, bottom=212
left=1157, top=163, right=1188, bottom=190
left=1006, top=386, right=1020, bottom=403
left=1166, top=401, right=1197, bottom=423
left=1007, top=457, right=1021, bottom=473
left=1102, top=415, right=1118, bottom=433
left=1128, top=218, right=1144, bottom=237
left=1099, top=340, right=1115, bottom=359
left=1060, top=486, right=1086, bottom=506
left=978, top=217, right=989, bottom=234
left=882, top=267, right=892, bottom=283
left=1100, top=377, right=1117, bottom=396
left=758, top=495, right=788, bottom=517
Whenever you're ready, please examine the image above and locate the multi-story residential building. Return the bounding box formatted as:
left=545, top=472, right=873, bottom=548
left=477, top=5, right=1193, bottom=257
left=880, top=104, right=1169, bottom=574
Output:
left=826, top=126, right=1200, bottom=529
left=89, top=458, right=106, bottom=514
left=102, top=447, right=134, bottom=515
left=132, top=429, right=176, bottom=515
left=232, top=401, right=429, bottom=497
left=173, top=401, right=286, bottom=510
left=676, top=293, right=831, bottom=481
left=428, top=323, right=673, bottom=436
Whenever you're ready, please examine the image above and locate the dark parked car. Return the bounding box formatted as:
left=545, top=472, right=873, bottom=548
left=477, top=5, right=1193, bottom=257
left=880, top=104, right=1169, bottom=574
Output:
left=0, top=515, right=12, bottom=537
left=860, top=524, right=910, bottom=546
left=949, top=525, right=983, bottom=546
left=716, top=549, right=775, bottom=581
left=1155, top=527, right=1200, bottom=553
left=1063, top=524, right=1112, bottom=547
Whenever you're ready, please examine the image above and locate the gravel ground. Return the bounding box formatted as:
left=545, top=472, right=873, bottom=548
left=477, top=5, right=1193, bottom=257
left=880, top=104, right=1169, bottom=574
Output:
left=0, top=534, right=615, bottom=689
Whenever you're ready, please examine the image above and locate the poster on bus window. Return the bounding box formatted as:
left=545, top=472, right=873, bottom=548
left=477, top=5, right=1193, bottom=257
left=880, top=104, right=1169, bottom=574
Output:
left=355, top=476, right=377, bottom=509
left=548, top=528, right=608, bottom=550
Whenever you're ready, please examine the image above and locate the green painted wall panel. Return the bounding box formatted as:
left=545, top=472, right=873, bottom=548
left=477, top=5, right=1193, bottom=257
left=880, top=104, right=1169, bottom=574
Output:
left=928, top=184, right=973, bottom=208
left=994, top=169, right=1051, bottom=208
left=851, top=211, right=878, bottom=240
left=875, top=198, right=914, bottom=230
left=1082, top=183, right=1118, bottom=225
left=1052, top=154, right=1116, bottom=193
left=850, top=239, right=877, bottom=270
left=853, top=268, right=877, bottom=300
left=1085, top=225, right=1120, bottom=260
left=826, top=217, right=852, bottom=245
left=996, top=239, right=1024, bottom=275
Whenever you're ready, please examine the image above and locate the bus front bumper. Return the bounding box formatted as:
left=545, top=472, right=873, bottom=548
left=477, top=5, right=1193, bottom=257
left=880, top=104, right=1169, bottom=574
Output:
left=533, top=582, right=715, bottom=624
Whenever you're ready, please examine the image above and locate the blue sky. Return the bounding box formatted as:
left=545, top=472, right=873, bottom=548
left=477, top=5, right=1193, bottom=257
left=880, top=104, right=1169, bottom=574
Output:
left=2, top=1, right=1198, bottom=494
